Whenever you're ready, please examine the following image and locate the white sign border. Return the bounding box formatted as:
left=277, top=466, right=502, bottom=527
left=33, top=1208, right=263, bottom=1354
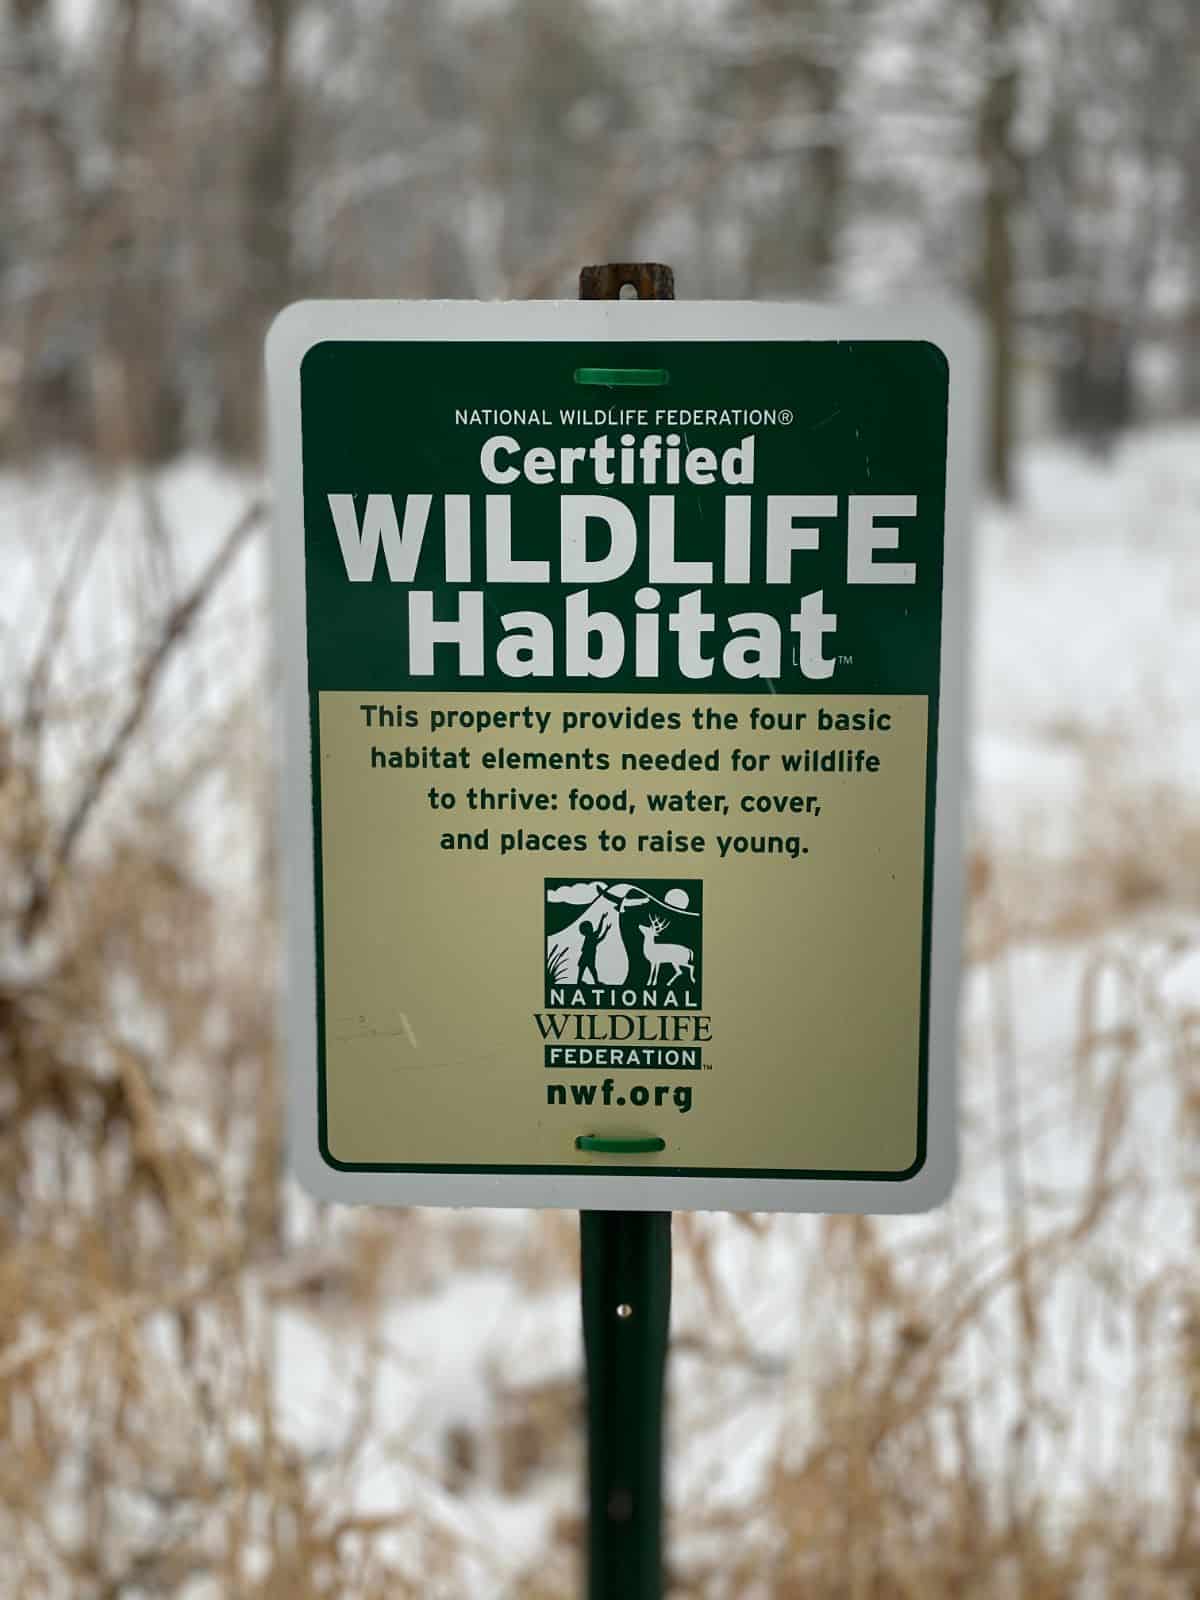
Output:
left=266, top=298, right=978, bottom=1213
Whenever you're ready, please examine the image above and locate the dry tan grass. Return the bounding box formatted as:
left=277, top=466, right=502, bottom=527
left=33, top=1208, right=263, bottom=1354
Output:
left=1, top=485, right=1198, bottom=1596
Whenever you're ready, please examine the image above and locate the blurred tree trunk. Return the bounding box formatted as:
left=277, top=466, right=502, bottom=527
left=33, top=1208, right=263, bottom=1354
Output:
left=738, top=0, right=852, bottom=300
left=96, top=0, right=175, bottom=461
left=407, top=0, right=473, bottom=298
left=217, top=0, right=295, bottom=456
left=7, top=0, right=92, bottom=454
left=977, top=0, right=1019, bottom=500
left=802, top=48, right=845, bottom=298
left=1183, top=141, right=1200, bottom=415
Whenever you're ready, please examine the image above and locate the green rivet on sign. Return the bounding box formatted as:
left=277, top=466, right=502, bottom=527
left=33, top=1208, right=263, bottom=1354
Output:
left=576, top=1135, right=667, bottom=1154
left=573, top=367, right=670, bottom=388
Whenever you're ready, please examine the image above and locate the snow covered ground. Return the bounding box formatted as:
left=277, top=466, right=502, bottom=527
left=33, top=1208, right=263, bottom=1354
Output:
left=2, top=427, right=1198, bottom=1593
left=974, top=429, right=1200, bottom=875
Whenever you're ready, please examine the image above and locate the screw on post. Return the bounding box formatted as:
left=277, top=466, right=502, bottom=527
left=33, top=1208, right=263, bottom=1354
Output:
left=577, top=261, right=675, bottom=1600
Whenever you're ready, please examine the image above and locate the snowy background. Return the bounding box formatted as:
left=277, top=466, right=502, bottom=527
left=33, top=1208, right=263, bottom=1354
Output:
left=3, top=1, right=1200, bottom=1595
left=1, top=430, right=1195, bottom=1597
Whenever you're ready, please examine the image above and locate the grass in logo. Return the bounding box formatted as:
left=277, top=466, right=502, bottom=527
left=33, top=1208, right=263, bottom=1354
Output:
left=545, top=943, right=572, bottom=988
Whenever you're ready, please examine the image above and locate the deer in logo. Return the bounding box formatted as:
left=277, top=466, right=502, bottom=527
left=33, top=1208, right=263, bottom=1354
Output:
left=639, top=915, right=695, bottom=989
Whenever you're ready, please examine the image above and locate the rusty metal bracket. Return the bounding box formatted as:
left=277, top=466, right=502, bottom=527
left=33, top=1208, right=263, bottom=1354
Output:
left=579, top=262, right=676, bottom=302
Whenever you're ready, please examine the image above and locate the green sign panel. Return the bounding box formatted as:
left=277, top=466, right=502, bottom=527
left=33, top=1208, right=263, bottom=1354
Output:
left=268, top=300, right=975, bottom=1213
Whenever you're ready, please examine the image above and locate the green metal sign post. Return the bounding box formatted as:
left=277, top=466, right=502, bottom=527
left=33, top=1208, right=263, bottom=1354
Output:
left=581, top=1208, right=672, bottom=1598
left=578, top=262, right=675, bottom=1600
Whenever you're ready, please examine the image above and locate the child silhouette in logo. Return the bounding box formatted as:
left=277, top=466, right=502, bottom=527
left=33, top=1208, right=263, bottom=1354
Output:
left=576, top=914, right=609, bottom=985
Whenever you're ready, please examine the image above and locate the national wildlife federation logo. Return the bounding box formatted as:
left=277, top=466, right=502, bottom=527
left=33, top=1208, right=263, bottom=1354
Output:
left=544, top=879, right=703, bottom=1010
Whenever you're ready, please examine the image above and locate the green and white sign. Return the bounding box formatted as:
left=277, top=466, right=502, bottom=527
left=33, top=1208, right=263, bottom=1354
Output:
left=267, top=300, right=975, bottom=1212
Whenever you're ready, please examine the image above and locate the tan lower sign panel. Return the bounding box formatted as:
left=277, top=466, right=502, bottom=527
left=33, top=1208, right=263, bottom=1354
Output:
left=318, top=690, right=927, bottom=1173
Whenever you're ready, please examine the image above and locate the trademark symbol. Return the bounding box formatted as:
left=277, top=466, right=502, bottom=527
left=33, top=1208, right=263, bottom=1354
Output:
left=838, top=654, right=854, bottom=666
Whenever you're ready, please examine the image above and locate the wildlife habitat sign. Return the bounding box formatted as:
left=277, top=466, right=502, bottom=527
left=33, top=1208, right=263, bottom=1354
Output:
left=267, top=300, right=975, bottom=1213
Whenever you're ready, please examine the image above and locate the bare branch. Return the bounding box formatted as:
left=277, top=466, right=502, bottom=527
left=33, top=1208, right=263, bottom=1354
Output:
left=19, top=496, right=111, bottom=753
left=20, top=497, right=266, bottom=940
